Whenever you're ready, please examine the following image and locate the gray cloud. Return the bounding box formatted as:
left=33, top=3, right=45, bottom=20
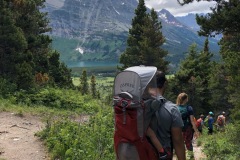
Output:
left=145, top=0, right=216, bottom=16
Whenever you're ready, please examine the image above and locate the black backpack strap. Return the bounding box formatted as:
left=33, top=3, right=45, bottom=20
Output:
left=186, top=106, right=193, bottom=126
left=154, top=100, right=173, bottom=150
left=154, top=99, right=166, bottom=127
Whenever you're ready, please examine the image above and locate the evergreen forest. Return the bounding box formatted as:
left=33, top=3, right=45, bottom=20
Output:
left=0, top=0, right=240, bottom=159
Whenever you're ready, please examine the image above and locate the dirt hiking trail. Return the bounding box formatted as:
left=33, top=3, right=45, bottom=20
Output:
left=173, top=137, right=206, bottom=160
left=0, top=112, right=49, bottom=160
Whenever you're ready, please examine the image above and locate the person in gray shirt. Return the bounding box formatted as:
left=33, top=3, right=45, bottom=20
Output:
left=150, top=71, right=186, bottom=160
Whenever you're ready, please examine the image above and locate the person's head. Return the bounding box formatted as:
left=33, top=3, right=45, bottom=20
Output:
left=222, top=111, right=225, bottom=115
left=200, top=114, right=204, bottom=119
left=176, top=92, right=188, bottom=105
left=155, top=71, right=167, bottom=95
left=209, top=111, right=214, bottom=116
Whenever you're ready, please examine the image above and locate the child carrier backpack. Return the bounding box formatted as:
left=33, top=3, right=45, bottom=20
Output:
left=113, top=66, right=163, bottom=160
left=196, top=118, right=202, bottom=128
left=217, top=115, right=224, bottom=126
left=194, top=117, right=198, bottom=127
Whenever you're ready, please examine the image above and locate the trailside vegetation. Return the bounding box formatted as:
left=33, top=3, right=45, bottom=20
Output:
left=36, top=107, right=114, bottom=160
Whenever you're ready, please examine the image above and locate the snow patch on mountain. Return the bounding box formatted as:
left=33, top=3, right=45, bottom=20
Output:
left=76, top=47, right=84, bottom=54
left=165, top=38, right=181, bottom=44
left=158, top=9, right=183, bottom=27
left=113, top=6, right=120, bottom=15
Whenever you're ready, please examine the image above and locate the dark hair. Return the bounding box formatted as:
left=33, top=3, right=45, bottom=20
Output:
left=156, top=71, right=167, bottom=88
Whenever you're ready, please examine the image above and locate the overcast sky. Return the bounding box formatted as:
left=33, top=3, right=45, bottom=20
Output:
left=145, top=0, right=216, bottom=16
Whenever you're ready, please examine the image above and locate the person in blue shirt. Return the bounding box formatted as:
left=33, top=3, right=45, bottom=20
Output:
left=207, top=111, right=214, bottom=135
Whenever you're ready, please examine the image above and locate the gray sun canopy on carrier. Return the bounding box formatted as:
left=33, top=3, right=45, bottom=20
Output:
left=113, top=66, right=158, bottom=101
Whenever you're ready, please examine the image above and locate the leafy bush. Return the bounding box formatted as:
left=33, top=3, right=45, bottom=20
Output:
left=13, top=87, right=100, bottom=114
left=0, top=78, right=17, bottom=97
left=203, top=122, right=240, bottom=160
left=37, top=108, right=115, bottom=160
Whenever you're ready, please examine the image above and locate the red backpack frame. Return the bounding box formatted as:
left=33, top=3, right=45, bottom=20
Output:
left=112, top=66, right=160, bottom=160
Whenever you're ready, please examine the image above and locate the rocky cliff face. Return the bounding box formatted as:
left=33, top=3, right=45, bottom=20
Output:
left=47, top=0, right=138, bottom=37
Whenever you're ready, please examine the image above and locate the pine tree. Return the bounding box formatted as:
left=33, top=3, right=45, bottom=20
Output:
left=197, top=38, right=214, bottom=112
left=120, top=1, right=168, bottom=71
left=90, top=75, right=97, bottom=98
left=198, top=39, right=212, bottom=87
left=175, top=43, right=200, bottom=85
left=170, top=44, right=207, bottom=114
left=15, top=62, right=34, bottom=90
left=219, top=34, right=240, bottom=119
left=48, top=51, right=73, bottom=87
left=0, top=0, right=30, bottom=87
left=195, top=0, right=240, bottom=37
left=208, top=63, right=230, bottom=111
left=140, top=9, right=169, bottom=72
left=175, top=44, right=199, bottom=90
left=119, top=0, right=148, bottom=69
left=0, top=0, right=73, bottom=91
left=79, top=70, right=88, bottom=95
left=11, top=0, right=52, bottom=74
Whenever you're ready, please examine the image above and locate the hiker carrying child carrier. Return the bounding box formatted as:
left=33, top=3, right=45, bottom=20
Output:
left=113, top=66, right=185, bottom=160
left=114, top=66, right=185, bottom=160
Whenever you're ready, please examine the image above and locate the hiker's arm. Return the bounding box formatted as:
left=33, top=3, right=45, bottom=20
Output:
left=224, top=117, right=226, bottom=125
left=190, top=115, right=199, bottom=138
left=171, top=127, right=186, bottom=160
left=146, top=127, right=163, bottom=151
left=215, top=116, right=219, bottom=124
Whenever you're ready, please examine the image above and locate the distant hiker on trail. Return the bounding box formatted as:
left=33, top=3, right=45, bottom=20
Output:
left=196, top=114, right=204, bottom=134
left=207, top=111, right=214, bottom=135
left=150, top=71, right=186, bottom=160
left=216, top=111, right=226, bottom=132
left=176, top=93, right=199, bottom=160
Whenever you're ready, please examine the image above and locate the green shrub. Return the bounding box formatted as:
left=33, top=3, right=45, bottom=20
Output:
left=0, top=78, right=17, bottom=97
left=37, top=107, right=115, bottom=160
left=12, top=87, right=100, bottom=114
left=203, top=122, right=240, bottom=160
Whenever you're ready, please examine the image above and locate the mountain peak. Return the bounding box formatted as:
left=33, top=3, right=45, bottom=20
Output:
left=160, top=8, right=171, bottom=15
left=158, top=9, right=183, bottom=27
